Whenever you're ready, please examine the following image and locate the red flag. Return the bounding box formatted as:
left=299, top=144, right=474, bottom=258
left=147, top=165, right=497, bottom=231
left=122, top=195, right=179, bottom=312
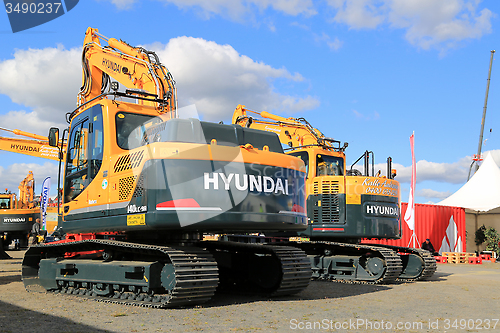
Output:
left=404, top=133, right=415, bottom=231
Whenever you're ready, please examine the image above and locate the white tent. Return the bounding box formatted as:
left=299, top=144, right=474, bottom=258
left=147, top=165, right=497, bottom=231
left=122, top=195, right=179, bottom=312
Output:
left=438, top=153, right=500, bottom=252
left=438, top=153, right=500, bottom=211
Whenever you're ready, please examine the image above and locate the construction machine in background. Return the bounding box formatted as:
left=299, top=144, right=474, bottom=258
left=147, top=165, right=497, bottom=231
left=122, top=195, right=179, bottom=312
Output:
left=20, top=27, right=312, bottom=308
left=0, top=172, right=37, bottom=255
left=232, top=105, right=436, bottom=283
left=0, top=127, right=61, bottom=161
left=0, top=127, right=66, bottom=254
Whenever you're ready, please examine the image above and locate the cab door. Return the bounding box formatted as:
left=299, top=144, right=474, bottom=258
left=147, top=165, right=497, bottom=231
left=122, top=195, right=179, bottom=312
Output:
left=63, top=105, right=105, bottom=221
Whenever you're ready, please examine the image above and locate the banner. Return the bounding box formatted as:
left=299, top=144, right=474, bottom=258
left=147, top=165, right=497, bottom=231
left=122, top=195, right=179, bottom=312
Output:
left=404, top=133, right=416, bottom=231
left=40, top=177, right=51, bottom=230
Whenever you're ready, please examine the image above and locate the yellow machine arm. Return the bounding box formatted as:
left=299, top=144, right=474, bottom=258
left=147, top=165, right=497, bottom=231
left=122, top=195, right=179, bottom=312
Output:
left=78, top=27, right=177, bottom=115
left=0, top=127, right=62, bottom=161
left=17, top=171, right=35, bottom=209
left=232, top=105, right=346, bottom=151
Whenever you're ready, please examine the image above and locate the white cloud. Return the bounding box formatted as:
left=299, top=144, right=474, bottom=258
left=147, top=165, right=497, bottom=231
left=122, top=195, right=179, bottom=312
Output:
left=0, top=162, right=59, bottom=196
left=103, top=0, right=493, bottom=52
left=327, top=0, right=494, bottom=51
left=416, top=188, right=452, bottom=200
left=290, top=21, right=311, bottom=30
left=390, top=149, right=500, bottom=185
left=388, top=0, right=494, bottom=51
left=328, top=0, right=386, bottom=29
left=0, top=46, right=80, bottom=135
left=0, top=110, right=67, bottom=138
left=107, top=0, right=136, bottom=9
left=352, top=109, right=380, bottom=121
left=105, top=0, right=316, bottom=18
left=391, top=156, right=470, bottom=184
left=0, top=38, right=316, bottom=127
left=0, top=46, right=81, bottom=112
left=313, top=32, right=344, bottom=51
left=148, top=37, right=319, bottom=120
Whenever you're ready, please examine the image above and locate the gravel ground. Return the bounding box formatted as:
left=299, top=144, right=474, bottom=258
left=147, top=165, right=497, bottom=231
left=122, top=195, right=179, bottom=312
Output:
left=0, top=250, right=499, bottom=333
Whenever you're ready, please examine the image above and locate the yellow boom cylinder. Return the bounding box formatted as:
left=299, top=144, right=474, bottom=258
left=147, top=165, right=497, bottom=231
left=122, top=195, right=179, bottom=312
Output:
left=108, top=38, right=147, bottom=61
left=260, top=111, right=291, bottom=122
left=12, top=130, right=47, bottom=141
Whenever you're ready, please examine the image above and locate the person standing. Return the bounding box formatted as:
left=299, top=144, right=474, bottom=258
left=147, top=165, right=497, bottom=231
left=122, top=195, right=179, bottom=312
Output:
left=29, top=218, right=41, bottom=246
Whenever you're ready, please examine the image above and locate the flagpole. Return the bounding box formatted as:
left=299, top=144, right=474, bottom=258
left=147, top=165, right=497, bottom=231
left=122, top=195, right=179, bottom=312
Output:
left=404, top=132, right=419, bottom=248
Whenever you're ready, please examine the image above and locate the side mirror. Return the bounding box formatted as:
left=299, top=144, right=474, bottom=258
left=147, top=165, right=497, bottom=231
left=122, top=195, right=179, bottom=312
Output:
left=48, top=127, right=59, bottom=147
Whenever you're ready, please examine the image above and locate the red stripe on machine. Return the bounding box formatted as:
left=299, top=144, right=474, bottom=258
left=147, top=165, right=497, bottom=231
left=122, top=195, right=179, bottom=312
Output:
left=156, top=199, right=222, bottom=211
left=156, top=198, right=200, bottom=208
left=313, top=228, right=344, bottom=231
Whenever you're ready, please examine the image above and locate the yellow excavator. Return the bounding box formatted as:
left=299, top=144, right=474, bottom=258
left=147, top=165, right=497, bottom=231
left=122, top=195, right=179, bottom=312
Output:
left=0, top=126, right=66, bottom=242
left=0, top=127, right=61, bottom=161
left=19, top=28, right=312, bottom=308
left=0, top=171, right=37, bottom=255
left=232, top=105, right=436, bottom=283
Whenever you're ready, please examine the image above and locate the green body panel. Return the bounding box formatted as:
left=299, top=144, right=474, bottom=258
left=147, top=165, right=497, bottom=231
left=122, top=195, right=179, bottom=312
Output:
left=61, top=106, right=307, bottom=235
left=38, top=258, right=166, bottom=293
left=0, top=212, right=36, bottom=232
left=63, top=159, right=306, bottom=234
left=299, top=194, right=400, bottom=240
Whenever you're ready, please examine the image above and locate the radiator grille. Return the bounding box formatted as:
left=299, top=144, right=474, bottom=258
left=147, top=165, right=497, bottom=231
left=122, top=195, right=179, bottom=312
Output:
left=132, top=174, right=145, bottom=198
left=313, top=179, right=341, bottom=224
left=119, top=175, right=137, bottom=200
left=114, top=150, right=144, bottom=173
left=320, top=194, right=340, bottom=224
left=313, top=179, right=340, bottom=194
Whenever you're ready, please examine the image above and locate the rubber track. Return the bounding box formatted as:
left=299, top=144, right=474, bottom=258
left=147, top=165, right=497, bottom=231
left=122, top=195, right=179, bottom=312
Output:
left=22, top=239, right=219, bottom=308
left=365, top=244, right=438, bottom=282
left=201, top=241, right=311, bottom=296
left=281, top=241, right=404, bottom=285
left=269, top=246, right=312, bottom=296
left=415, top=249, right=438, bottom=281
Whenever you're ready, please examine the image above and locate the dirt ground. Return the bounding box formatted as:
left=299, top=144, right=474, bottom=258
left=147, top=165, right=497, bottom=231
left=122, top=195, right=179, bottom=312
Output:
left=0, top=250, right=499, bottom=333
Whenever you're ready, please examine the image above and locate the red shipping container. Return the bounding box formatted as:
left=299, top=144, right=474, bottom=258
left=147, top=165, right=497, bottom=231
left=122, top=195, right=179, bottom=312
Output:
left=362, top=203, right=466, bottom=253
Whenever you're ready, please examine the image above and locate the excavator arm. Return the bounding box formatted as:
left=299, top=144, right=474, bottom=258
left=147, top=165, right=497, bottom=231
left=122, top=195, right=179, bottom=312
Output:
left=0, top=127, right=65, bottom=161
left=17, top=171, right=34, bottom=209
left=232, top=105, right=346, bottom=151
left=0, top=134, right=60, bottom=161
left=78, top=27, right=177, bottom=115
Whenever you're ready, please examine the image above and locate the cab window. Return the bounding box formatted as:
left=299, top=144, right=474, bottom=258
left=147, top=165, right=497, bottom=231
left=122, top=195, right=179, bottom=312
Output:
left=64, top=105, right=104, bottom=202
left=90, top=112, right=104, bottom=179
left=316, top=155, right=344, bottom=176
left=0, top=198, right=10, bottom=209
left=288, top=151, right=309, bottom=178
left=116, top=112, right=159, bottom=150
left=65, top=118, right=89, bottom=201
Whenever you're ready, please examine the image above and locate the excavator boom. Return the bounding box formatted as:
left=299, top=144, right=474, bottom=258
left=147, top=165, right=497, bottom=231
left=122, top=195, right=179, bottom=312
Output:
left=0, top=127, right=63, bottom=161
left=78, top=27, right=177, bottom=117
left=233, top=105, right=343, bottom=151
left=18, top=171, right=35, bottom=209
left=0, top=136, right=60, bottom=161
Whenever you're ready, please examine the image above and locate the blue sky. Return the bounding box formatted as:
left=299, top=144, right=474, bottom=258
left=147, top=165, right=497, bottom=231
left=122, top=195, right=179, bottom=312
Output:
left=0, top=0, right=498, bottom=204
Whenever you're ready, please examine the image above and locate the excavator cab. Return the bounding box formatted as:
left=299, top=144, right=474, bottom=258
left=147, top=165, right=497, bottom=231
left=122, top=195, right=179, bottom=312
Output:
left=0, top=195, right=12, bottom=210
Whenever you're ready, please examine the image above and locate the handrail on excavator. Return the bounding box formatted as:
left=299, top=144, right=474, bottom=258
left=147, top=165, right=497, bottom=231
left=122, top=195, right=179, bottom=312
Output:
left=232, top=104, right=347, bottom=152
